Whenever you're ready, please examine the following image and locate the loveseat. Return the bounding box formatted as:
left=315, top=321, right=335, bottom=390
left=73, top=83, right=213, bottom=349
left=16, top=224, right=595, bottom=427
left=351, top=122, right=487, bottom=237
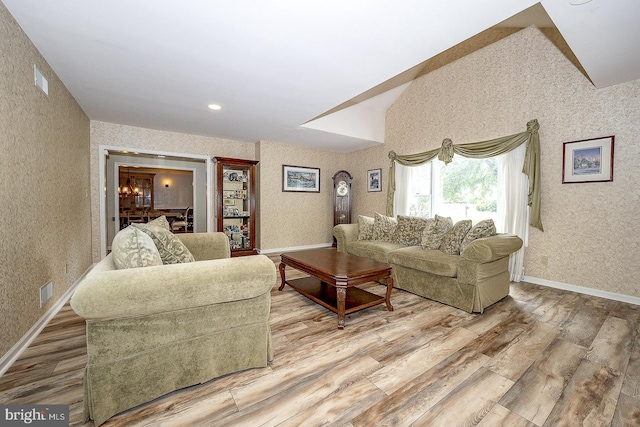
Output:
left=70, top=230, right=276, bottom=426
left=333, top=214, right=523, bottom=313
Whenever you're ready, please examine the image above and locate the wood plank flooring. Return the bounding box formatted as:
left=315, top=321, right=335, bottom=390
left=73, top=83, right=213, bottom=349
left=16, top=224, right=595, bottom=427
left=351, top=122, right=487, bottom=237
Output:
left=1, top=260, right=639, bottom=426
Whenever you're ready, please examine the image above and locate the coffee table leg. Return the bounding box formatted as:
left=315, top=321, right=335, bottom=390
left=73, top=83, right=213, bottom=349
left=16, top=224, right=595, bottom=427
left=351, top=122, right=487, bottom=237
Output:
left=278, top=262, right=286, bottom=291
left=336, top=284, right=346, bottom=329
left=385, top=276, right=394, bottom=312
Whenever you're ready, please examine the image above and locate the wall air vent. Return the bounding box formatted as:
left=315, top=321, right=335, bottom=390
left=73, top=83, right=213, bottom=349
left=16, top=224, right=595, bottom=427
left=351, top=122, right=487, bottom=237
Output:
left=34, top=65, right=49, bottom=96
left=40, top=280, right=53, bottom=307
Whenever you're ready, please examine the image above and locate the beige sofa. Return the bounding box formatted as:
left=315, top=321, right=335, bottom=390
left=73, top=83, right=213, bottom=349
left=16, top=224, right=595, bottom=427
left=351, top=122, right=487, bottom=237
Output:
left=334, top=222, right=523, bottom=313
left=70, top=232, right=276, bottom=426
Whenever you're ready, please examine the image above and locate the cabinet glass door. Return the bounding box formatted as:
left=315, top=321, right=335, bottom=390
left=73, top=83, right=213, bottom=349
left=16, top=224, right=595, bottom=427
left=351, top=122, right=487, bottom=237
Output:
left=222, top=166, right=251, bottom=250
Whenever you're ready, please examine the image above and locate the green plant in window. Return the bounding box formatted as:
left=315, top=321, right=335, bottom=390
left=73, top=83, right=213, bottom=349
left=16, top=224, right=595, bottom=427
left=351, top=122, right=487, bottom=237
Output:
left=441, top=158, right=497, bottom=207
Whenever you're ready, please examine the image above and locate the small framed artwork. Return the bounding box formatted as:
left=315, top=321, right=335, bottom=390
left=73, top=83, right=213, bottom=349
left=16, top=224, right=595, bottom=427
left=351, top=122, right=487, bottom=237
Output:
left=367, top=168, right=382, bottom=192
left=562, top=135, right=615, bottom=184
left=282, top=165, right=321, bottom=192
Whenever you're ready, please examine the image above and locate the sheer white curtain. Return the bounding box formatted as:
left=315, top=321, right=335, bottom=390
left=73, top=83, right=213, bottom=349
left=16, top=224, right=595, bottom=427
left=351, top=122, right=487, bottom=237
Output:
left=393, top=163, right=412, bottom=216
left=496, top=143, right=529, bottom=282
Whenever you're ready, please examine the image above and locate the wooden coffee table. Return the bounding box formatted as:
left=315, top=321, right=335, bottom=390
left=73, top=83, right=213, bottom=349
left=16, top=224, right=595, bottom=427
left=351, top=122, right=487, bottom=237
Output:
left=278, top=248, right=394, bottom=329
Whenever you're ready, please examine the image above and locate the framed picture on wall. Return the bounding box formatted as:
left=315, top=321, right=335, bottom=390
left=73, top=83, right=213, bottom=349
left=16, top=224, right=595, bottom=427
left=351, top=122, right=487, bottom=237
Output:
left=562, top=135, right=615, bottom=183
left=282, top=165, right=321, bottom=192
left=367, top=168, right=382, bottom=192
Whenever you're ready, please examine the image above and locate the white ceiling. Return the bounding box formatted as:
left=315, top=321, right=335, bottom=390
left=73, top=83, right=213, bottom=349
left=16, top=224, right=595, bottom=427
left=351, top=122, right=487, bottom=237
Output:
left=3, top=1, right=639, bottom=152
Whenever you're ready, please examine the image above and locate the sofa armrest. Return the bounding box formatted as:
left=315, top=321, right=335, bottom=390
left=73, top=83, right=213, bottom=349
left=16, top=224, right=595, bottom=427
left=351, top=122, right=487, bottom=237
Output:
left=333, top=223, right=359, bottom=253
left=177, top=232, right=230, bottom=261
left=70, top=254, right=276, bottom=320
left=461, top=234, right=523, bottom=263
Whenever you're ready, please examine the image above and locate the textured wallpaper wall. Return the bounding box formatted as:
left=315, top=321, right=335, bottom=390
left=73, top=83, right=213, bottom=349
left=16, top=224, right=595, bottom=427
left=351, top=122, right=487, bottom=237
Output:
left=0, top=4, right=91, bottom=357
left=256, top=140, right=345, bottom=251
left=152, top=171, right=194, bottom=210
left=370, top=26, right=640, bottom=298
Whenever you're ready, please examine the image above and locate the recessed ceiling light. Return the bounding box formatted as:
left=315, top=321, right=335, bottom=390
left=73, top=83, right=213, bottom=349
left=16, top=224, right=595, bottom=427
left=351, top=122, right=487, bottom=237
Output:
left=208, top=104, right=222, bottom=110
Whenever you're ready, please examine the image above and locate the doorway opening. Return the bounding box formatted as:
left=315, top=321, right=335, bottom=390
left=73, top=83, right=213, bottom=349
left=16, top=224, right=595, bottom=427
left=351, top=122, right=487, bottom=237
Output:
left=100, top=146, right=211, bottom=258
left=117, top=166, right=195, bottom=232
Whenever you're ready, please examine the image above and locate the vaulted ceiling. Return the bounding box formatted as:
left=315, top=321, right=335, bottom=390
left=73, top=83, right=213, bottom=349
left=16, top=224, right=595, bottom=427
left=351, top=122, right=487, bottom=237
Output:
left=3, top=1, right=639, bottom=152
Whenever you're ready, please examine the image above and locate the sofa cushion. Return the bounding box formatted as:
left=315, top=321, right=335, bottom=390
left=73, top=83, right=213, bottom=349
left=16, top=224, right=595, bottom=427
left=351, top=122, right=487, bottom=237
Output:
left=393, top=215, right=432, bottom=246
left=347, top=240, right=404, bottom=264
left=388, top=246, right=459, bottom=278
left=421, top=215, right=453, bottom=250
left=357, top=215, right=375, bottom=240
left=111, top=226, right=163, bottom=269
left=133, top=223, right=195, bottom=264
left=460, top=219, right=497, bottom=254
left=372, top=212, right=397, bottom=242
left=440, top=220, right=472, bottom=255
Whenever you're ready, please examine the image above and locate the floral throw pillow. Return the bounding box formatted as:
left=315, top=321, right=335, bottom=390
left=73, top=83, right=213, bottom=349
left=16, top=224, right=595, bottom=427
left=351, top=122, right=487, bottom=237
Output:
left=372, top=213, right=398, bottom=242
left=111, top=226, right=162, bottom=269
left=393, top=215, right=433, bottom=246
left=439, top=220, right=473, bottom=255
left=460, top=219, right=497, bottom=254
left=421, top=215, right=453, bottom=250
left=357, top=215, right=375, bottom=240
left=147, top=215, right=172, bottom=232
left=133, top=223, right=195, bottom=264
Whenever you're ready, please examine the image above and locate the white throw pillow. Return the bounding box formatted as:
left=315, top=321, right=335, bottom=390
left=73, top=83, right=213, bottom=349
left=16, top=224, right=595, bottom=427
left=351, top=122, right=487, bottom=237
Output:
left=111, top=226, right=162, bottom=269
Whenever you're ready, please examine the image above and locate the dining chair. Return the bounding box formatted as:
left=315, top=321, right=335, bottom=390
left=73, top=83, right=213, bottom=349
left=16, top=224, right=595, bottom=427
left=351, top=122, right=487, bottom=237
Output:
left=127, top=211, right=147, bottom=225
left=171, top=207, right=191, bottom=233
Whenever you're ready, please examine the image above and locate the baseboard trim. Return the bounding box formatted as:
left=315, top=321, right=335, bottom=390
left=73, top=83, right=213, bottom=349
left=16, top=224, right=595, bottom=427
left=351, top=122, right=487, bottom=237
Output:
left=259, top=242, right=333, bottom=255
left=0, top=264, right=93, bottom=377
left=522, top=275, right=640, bottom=306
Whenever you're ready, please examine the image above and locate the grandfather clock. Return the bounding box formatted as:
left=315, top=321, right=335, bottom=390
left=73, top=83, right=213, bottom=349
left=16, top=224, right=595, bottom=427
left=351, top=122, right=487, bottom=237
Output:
left=332, top=170, right=353, bottom=246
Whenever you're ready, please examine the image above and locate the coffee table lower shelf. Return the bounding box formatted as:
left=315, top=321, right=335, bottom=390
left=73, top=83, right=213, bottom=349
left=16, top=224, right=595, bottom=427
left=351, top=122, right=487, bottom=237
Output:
left=285, top=277, right=386, bottom=315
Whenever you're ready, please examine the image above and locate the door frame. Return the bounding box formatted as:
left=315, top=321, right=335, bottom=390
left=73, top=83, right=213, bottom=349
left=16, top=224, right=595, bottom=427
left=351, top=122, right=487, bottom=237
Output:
left=99, top=145, right=212, bottom=258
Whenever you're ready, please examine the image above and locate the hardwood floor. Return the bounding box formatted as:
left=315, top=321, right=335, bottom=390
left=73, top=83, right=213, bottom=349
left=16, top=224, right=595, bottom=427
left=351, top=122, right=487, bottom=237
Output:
left=1, top=262, right=639, bottom=426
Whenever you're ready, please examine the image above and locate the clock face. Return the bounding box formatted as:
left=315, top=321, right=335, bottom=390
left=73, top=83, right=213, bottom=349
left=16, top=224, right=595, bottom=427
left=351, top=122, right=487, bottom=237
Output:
left=337, top=182, right=348, bottom=196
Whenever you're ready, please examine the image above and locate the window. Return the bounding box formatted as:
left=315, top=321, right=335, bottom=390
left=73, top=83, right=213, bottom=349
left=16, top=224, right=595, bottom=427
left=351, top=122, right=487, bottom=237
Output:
left=434, top=156, right=499, bottom=224
left=406, top=162, right=432, bottom=218
left=399, top=156, right=499, bottom=225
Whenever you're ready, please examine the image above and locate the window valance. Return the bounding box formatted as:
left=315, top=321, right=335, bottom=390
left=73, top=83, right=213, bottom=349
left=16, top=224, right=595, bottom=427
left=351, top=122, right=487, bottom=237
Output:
left=386, top=119, right=543, bottom=231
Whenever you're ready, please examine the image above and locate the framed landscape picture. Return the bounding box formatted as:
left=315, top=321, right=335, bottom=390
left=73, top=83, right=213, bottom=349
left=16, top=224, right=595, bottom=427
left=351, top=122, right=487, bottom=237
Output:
left=282, top=165, right=320, bottom=192
left=562, top=135, right=614, bottom=184
left=367, top=168, right=382, bottom=192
